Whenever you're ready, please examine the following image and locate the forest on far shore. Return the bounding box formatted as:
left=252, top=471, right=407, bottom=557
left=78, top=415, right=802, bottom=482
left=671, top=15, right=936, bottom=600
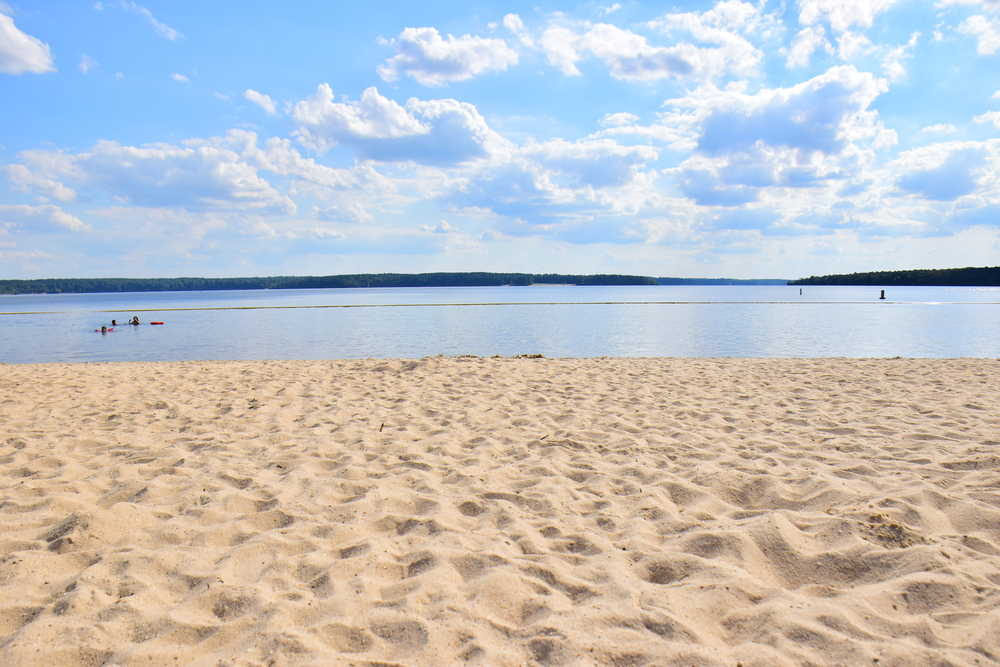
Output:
left=788, top=266, right=1000, bottom=286
left=0, top=272, right=659, bottom=295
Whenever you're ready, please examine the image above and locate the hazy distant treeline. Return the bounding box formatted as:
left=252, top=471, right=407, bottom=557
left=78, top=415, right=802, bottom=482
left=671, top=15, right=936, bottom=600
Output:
left=0, top=272, right=658, bottom=295
left=656, top=277, right=787, bottom=285
left=788, top=266, right=1000, bottom=286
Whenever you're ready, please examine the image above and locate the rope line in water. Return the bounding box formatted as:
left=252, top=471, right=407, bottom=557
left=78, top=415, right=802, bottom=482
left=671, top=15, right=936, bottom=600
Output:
left=3, top=300, right=1000, bottom=315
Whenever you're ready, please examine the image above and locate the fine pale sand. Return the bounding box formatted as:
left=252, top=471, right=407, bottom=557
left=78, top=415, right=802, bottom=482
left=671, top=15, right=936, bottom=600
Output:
left=2, top=358, right=1000, bottom=667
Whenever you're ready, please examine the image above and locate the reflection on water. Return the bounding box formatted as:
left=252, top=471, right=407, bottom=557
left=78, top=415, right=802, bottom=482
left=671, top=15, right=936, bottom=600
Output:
left=2, top=285, right=1000, bottom=363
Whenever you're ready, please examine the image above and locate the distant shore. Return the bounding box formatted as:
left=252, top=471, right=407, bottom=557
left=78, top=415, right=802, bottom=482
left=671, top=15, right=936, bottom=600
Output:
left=0, top=273, right=795, bottom=296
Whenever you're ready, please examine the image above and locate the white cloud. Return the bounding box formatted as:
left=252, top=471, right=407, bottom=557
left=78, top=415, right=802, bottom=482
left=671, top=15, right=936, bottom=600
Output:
left=787, top=25, right=833, bottom=66
left=313, top=202, right=375, bottom=224
left=0, top=12, right=55, bottom=75
left=290, top=85, right=507, bottom=166
left=291, top=85, right=428, bottom=147
left=681, top=66, right=891, bottom=156
left=993, top=90, right=1000, bottom=99
left=172, top=73, right=188, bottom=82
left=922, top=124, right=958, bottom=133
left=446, top=135, right=660, bottom=227
left=650, top=1, right=769, bottom=74
left=377, top=27, right=518, bottom=87
left=233, top=131, right=395, bottom=193
left=7, top=139, right=295, bottom=215
left=542, top=4, right=770, bottom=82
left=544, top=24, right=747, bottom=80
left=503, top=14, right=534, bottom=48
left=78, top=54, right=98, bottom=74
left=937, top=0, right=1000, bottom=13
left=244, top=89, right=277, bottom=115
left=975, top=110, right=1000, bottom=127
left=421, top=220, right=457, bottom=233
left=889, top=141, right=994, bottom=201
left=0, top=204, right=91, bottom=232
left=661, top=66, right=893, bottom=205
left=798, top=0, right=904, bottom=34
left=959, top=15, right=1000, bottom=54
left=521, top=138, right=659, bottom=188
left=601, top=112, right=640, bottom=127
left=113, top=1, right=183, bottom=40
left=602, top=4, right=622, bottom=14
left=881, top=32, right=919, bottom=82
left=3, top=163, right=77, bottom=201
left=836, top=31, right=871, bottom=59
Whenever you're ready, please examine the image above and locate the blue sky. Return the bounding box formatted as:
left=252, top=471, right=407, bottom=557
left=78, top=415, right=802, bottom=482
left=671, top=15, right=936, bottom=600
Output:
left=2, top=0, right=1000, bottom=279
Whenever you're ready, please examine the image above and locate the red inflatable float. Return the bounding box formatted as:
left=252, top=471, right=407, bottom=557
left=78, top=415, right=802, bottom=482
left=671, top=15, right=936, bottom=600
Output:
left=151, top=321, right=164, bottom=325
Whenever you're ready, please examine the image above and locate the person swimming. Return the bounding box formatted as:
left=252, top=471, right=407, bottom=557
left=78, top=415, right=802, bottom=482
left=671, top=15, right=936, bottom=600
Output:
left=130, top=316, right=140, bottom=325
left=111, top=319, right=118, bottom=326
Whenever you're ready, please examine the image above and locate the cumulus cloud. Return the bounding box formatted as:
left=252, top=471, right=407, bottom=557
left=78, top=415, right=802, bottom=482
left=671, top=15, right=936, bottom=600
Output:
left=959, top=15, right=1000, bottom=54
left=881, top=32, right=919, bottom=81
left=0, top=11, right=55, bottom=74
left=648, top=0, right=768, bottom=75
left=290, top=84, right=505, bottom=166
left=974, top=110, right=1000, bottom=127
left=7, top=139, right=295, bottom=214
left=937, top=0, right=1000, bottom=12
left=520, top=138, right=658, bottom=188
left=541, top=8, right=764, bottom=82
left=232, top=132, right=394, bottom=193
left=446, top=136, right=659, bottom=226
left=172, top=73, right=188, bottom=82
left=0, top=204, right=91, bottom=232
left=677, top=169, right=758, bottom=206
left=787, top=25, right=834, bottom=67
left=661, top=66, right=893, bottom=207
left=798, top=0, right=904, bottom=34
left=922, top=124, right=958, bottom=133
left=690, top=66, right=891, bottom=158
left=601, top=112, right=639, bottom=127
left=894, top=144, right=988, bottom=200
left=503, top=14, right=534, bottom=48
left=377, top=27, right=518, bottom=86
left=3, top=163, right=77, bottom=201
left=244, top=89, right=277, bottom=115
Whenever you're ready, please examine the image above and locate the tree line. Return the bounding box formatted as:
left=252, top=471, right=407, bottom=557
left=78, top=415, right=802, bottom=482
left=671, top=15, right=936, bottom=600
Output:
left=788, top=266, right=1000, bottom=286
left=0, top=272, right=659, bottom=295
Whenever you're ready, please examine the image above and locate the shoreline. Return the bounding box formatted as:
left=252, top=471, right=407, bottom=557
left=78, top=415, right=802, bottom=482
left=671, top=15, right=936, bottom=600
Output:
left=2, top=357, right=999, bottom=666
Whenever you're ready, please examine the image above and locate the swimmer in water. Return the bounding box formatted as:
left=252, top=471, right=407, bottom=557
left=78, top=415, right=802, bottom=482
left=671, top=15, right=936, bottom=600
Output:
left=101, top=326, right=108, bottom=333
left=111, top=319, right=118, bottom=326
left=130, top=316, right=140, bottom=325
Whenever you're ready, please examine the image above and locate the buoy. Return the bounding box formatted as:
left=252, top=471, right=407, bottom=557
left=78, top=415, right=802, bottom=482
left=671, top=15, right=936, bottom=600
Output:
left=150, top=321, right=164, bottom=325
left=880, top=290, right=885, bottom=300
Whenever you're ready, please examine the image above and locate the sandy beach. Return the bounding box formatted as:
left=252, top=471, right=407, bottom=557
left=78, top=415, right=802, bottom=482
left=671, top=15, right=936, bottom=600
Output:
left=1, top=357, right=999, bottom=667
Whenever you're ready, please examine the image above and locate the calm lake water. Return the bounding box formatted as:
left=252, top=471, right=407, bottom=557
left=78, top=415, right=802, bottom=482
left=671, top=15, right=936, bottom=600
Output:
left=2, top=285, right=999, bottom=363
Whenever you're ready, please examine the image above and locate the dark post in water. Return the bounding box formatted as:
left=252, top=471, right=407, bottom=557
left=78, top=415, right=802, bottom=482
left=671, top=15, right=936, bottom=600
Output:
left=880, top=290, right=885, bottom=300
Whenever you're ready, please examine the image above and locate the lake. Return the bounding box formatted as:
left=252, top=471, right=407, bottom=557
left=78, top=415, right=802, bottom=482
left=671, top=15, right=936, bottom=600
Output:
left=2, top=285, right=999, bottom=363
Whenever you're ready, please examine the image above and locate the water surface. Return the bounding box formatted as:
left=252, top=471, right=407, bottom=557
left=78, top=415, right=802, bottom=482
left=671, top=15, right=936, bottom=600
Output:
left=2, top=285, right=998, bottom=363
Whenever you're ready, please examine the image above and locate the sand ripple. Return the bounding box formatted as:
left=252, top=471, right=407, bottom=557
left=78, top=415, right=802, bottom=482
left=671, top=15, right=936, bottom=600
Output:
left=2, top=357, right=1000, bottom=666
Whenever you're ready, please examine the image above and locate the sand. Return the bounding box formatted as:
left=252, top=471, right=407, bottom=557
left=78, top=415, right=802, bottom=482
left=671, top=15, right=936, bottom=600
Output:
left=1, top=357, right=1000, bottom=667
